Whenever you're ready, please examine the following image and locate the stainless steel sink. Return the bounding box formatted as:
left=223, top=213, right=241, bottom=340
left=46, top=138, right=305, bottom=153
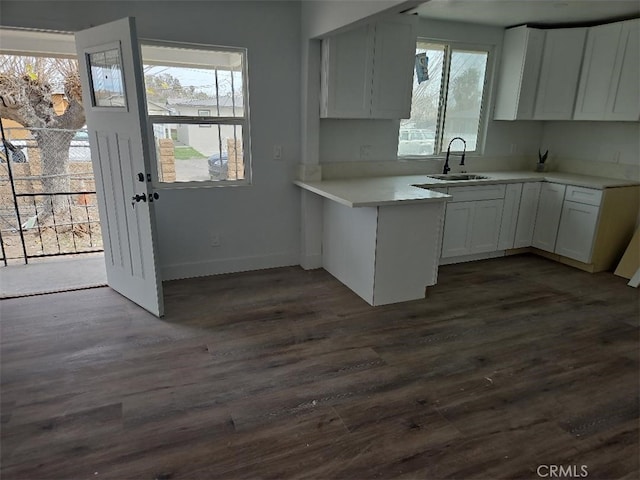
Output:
left=426, top=174, right=491, bottom=181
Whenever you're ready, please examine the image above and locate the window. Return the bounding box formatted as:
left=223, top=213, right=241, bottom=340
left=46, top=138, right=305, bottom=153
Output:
left=141, top=43, right=249, bottom=184
left=398, top=40, right=489, bottom=157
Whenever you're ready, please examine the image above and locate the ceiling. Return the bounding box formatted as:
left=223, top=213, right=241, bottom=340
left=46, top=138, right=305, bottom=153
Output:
left=411, top=0, right=640, bottom=28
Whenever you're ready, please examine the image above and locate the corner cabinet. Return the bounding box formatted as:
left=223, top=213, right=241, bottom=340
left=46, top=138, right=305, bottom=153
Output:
left=493, top=26, right=545, bottom=120
left=574, top=19, right=639, bottom=121
left=532, top=182, right=566, bottom=252
left=320, top=15, right=417, bottom=119
left=513, top=182, right=542, bottom=248
left=533, top=27, right=587, bottom=120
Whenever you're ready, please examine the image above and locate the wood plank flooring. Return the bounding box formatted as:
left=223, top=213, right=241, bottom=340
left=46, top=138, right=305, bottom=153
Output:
left=1, top=254, right=638, bottom=479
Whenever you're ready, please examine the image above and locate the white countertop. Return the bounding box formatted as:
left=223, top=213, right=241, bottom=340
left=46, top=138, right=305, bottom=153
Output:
left=294, top=176, right=450, bottom=207
left=295, top=171, right=639, bottom=208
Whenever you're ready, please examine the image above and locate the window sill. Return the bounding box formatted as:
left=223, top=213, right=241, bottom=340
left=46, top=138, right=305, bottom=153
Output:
left=153, top=179, right=252, bottom=190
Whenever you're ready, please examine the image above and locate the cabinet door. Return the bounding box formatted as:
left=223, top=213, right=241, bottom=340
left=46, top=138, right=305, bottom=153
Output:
left=574, top=22, right=622, bottom=120
left=441, top=202, right=474, bottom=258
left=498, top=183, right=523, bottom=250
left=320, top=24, right=374, bottom=118
left=606, top=19, right=640, bottom=121
left=494, top=26, right=545, bottom=120
left=470, top=199, right=504, bottom=254
left=370, top=17, right=417, bottom=119
left=555, top=201, right=599, bottom=263
left=534, top=28, right=586, bottom=120
left=532, top=183, right=566, bottom=252
left=514, top=182, right=541, bottom=248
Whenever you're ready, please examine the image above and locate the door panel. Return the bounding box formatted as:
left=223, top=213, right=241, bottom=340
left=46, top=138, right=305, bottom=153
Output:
left=471, top=199, right=504, bottom=254
left=76, top=17, right=163, bottom=316
left=441, top=202, right=473, bottom=258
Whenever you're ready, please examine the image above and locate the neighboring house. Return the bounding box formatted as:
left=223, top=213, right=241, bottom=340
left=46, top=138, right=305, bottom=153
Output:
left=166, top=95, right=244, bottom=156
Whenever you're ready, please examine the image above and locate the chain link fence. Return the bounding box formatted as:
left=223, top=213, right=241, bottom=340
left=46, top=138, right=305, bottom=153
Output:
left=1, top=125, right=103, bottom=265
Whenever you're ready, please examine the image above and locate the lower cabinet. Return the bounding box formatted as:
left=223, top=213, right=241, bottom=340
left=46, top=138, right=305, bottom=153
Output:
left=497, top=183, right=523, bottom=250
left=436, top=179, right=639, bottom=272
left=513, top=182, right=542, bottom=248
left=555, top=200, right=599, bottom=262
left=441, top=197, right=504, bottom=258
left=532, top=182, right=566, bottom=252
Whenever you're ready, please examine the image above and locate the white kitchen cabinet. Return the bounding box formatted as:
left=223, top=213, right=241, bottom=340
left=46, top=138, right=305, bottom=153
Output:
left=441, top=200, right=504, bottom=258
left=534, top=27, right=587, bottom=120
left=441, top=185, right=506, bottom=258
left=513, top=182, right=541, bottom=248
left=470, top=199, right=504, bottom=253
left=574, top=22, right=623, bottom=120
left=606, top=18, right=640, bottom=121
left=555, top=201, right=600, bottom=263
left=320, top=15, right=417, bottom=119
left=532, top=182, right=566, bottom=252
left=497, top=183, right=523, bottom=250
left=493, top=26, right=545, bottom=120
left=441, top=202, right=474, bottom=258
left=574, top=19, right=640, bottom=121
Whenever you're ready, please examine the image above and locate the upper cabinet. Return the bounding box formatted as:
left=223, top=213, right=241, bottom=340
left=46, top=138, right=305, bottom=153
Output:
left=320, top=15, right=417, bottom=119
left=493, top=26, right=545, bottom=120
left=574, top=19, right=640, bottom=121
left=533, top=27, right=586, bottom=120
left=495, top=18, right=638, bottom=122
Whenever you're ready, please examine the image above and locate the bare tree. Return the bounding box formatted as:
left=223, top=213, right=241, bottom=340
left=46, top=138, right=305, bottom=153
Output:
left=0, top=55, right=85, bottom=215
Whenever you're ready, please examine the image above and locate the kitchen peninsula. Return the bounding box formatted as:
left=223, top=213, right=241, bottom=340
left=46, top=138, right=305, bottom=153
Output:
left=295, top=176, right=450, bottom=306
left=296, top=171, right=639, bottom=306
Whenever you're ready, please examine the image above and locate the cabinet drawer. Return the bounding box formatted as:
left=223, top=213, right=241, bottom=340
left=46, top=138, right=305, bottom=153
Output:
left=565, top=185, right=602, bottom=206
left=447, top=184, right=506, bottom=202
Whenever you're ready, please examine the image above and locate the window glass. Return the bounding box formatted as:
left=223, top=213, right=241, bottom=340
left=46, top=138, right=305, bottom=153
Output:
left=399, top=43, right=444, bottom=157
left=141, top=44, right=248, bottom=184
left=442, top=49, right=488, bottom=152
left=398, top=41, right=489, bottom=157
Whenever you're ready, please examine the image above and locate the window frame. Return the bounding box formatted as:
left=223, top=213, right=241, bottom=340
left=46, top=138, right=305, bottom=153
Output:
left=141, top=39, right=252, bottom=189
left=398, top=39, right=493, bottom=160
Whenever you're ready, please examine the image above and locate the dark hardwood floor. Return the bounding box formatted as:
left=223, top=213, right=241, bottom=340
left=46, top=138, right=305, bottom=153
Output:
left=1, top=254, right=638, bottom=480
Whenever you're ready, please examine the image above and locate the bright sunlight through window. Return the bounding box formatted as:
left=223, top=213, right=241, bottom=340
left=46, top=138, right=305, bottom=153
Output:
left=399, top=41, right=489, bottom=157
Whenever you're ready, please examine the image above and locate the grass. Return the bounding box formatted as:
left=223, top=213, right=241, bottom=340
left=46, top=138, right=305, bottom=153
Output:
left=174, top=146, right=206, bottom=160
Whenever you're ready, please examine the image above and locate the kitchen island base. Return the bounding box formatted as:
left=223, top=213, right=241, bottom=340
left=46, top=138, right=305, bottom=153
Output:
left=323, top=199, right=445, bottom=306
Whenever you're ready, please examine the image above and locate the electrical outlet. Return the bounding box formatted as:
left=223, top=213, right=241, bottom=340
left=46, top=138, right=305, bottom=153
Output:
left=211, top=234, right=220, bottom=247
left=273, top=145, right=282, bottom=160
left=510, top=143, right=518, bottom=154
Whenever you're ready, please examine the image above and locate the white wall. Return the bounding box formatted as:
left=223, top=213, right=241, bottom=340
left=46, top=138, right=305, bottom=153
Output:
left=0, top=0, right=302, bottom=280
left=541, top=121, right=640, bottom=181
left=318, top=17, right=546, bottom=177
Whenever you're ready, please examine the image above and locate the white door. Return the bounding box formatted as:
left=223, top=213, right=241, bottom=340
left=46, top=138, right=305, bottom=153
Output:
left=75, top=17, right=164, bottom=316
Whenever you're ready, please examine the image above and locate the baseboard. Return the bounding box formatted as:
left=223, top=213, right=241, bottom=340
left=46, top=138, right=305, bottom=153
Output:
left=300, top=253, right=323, bottom=270
left=161, top=252, right=300, bottom=281
left=531, top=249, right=597, bottom=273
left=439, top=251, right=506, bottom=265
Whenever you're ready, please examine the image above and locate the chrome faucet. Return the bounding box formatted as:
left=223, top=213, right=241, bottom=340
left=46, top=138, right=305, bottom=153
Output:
left=442, top=137, right=466, bottom=174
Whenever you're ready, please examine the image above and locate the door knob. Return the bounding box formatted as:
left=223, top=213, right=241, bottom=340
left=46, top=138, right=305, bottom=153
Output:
left=131, top=193, right=147, bottom=207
